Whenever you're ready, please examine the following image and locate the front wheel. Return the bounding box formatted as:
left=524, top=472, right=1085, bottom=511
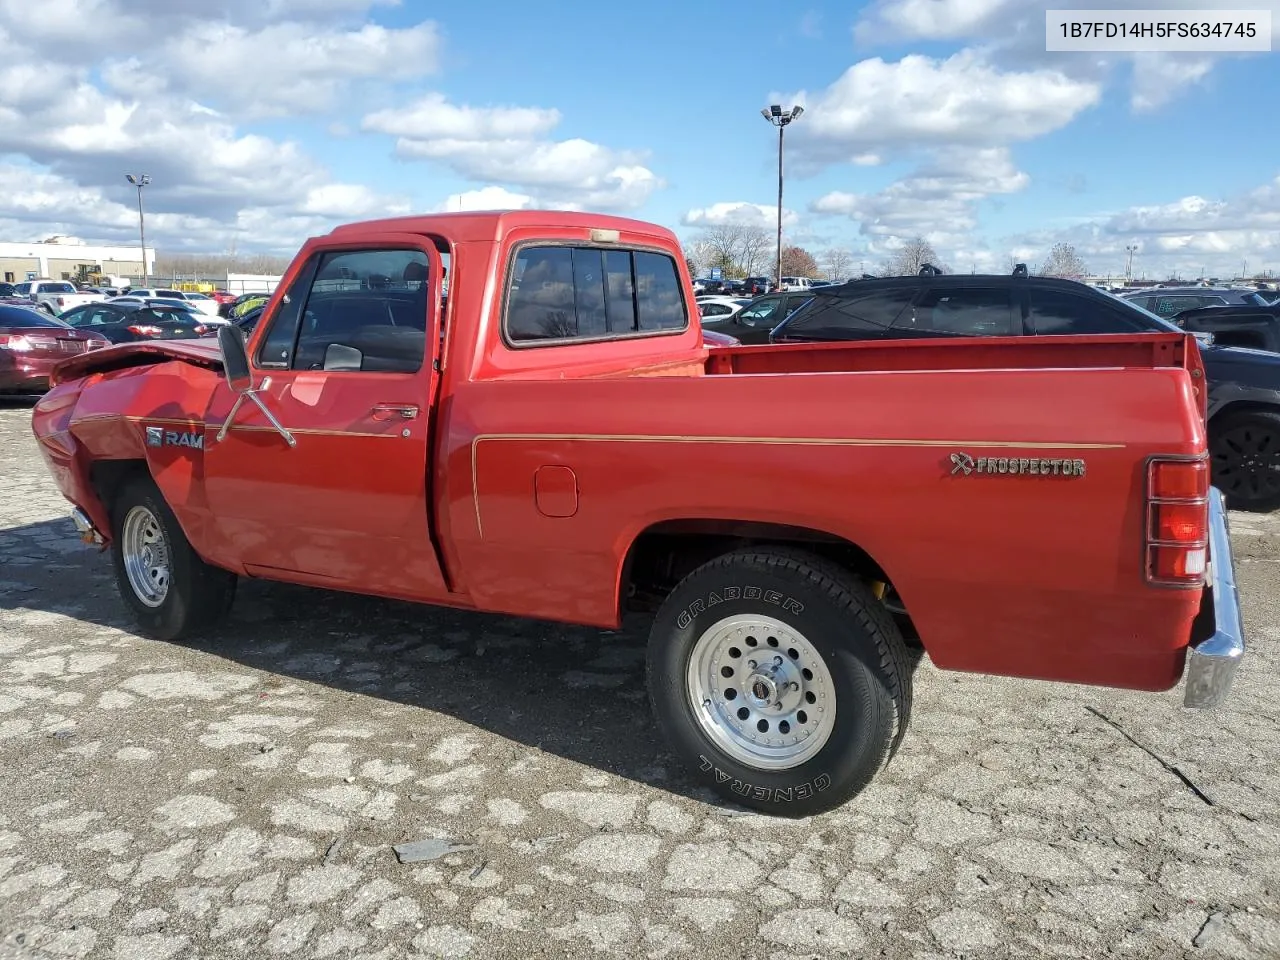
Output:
left=109, top=475, right=237, bottom=640
left=1210, top=409, right=1280, bottom=513
left=646, top=548, right=912, bottom=818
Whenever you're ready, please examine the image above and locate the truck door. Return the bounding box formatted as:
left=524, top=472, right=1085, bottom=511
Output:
left=201, top=234, right=450, bottom=602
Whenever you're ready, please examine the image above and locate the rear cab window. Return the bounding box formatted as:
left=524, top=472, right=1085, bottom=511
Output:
left=504, top=244, right=688, bottom=346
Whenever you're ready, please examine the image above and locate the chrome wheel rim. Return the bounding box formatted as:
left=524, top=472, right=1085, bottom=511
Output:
left=121, top=505, right=170, bottom=608
left=686, top=614, right=835, bottom=771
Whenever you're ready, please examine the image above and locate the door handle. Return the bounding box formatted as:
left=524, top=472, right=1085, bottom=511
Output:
left=371, top=403, right=419, bottom=421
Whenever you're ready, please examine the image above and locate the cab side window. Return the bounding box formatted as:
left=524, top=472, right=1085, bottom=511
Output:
left=505, top=245, right=688, bottom=344
left=257, top=249, right=430, bottom=373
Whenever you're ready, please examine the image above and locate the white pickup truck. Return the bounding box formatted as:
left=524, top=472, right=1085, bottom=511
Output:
left=13, top=280, right=105, bottom=315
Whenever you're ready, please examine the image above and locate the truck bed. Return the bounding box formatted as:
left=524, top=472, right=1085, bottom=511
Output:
left=703, top=331, right=1198, bottom=377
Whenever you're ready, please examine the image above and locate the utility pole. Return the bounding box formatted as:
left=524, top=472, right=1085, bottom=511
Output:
left=125, top=173, right=151, bottom=286
left=760, top=104, right=804, bottom=289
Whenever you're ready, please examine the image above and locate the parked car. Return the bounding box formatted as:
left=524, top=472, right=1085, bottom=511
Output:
left=59, top=301, right=211, bottom=343
left=701, top=328, right=740, bottom=347
left=770, top=269, right=1280, bottom=511
left=1123, top=286, right=1273, bottom=321
left=122, top=288, right=222, bottom=318
left=695, top=296, right=751, bottom=326
left=0, top=304, right=109, bottom=394
left=106, top=296, right=229, bottom=325
left=1171, top=301, right=1280, bottom=353
left=11, top=280, right=105, bottom=315
left=778, top=276, right=815, bottom=292
left=220, top=293, right=271, bottom=319
left=741, top=276, right=771, bottom=296
left=31, top=210, right=1242, bottom=817
left=701, top=291, right=813, bottom=344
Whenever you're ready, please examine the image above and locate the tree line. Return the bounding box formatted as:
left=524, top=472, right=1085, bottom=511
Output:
left=684, top=223, right=1091, bottom=281
left=152, top=252, right=296, bottom=279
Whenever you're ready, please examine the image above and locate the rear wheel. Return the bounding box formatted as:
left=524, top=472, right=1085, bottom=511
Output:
left=1210, top=409, right=1280, bottom=513
left=109, top=475, right=237, bottom=639
left=646, top=548, right=912, bottom=818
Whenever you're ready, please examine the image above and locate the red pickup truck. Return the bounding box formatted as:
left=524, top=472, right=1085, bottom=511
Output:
left=31, top=211, right=1245, bottom=816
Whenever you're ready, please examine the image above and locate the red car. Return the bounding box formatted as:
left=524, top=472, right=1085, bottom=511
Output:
left=0, top=304, right=110, bottom=395
left=31, top=210, right=1243, bottom=817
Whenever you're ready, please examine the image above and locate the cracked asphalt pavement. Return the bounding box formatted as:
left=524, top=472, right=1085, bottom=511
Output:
left=0, top=399, right=1278, bottom=959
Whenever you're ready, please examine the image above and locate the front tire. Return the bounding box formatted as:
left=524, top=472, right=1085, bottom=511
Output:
left=646, top=548, right=912, bottom=818
left=109, top=475, right=237, bottom=640
left=1210, top=409, right=1280, bottom=513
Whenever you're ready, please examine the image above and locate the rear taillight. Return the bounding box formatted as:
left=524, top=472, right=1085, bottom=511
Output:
left=194, top=324, right=208, bottom=335
left=1145, top=456, right=1209, bottom=586
left=127, top=324, right=163, bottom=336
left=0, top=334, right=32, bottom=351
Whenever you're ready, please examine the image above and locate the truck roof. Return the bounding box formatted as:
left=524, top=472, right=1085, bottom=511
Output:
left=325, top=209, right=679, bottom=246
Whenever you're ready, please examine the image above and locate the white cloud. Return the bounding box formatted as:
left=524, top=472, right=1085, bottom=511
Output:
left=810, top=147, right=1030, bottom=244
left=361, top=94, right=662, bottom=211
left=856, top=0, right=1012, bottom=41
left=0, top=0, right=423, bottom=254
left=365, top=93, right=559, bottom=141
left=1129, top=53, right=1215, bottom=111
left=683, top=202, right=799, bottom=229
left=855, top=0, right=1279, bottom=114
left=779, top=51, right=1101, bottom=167
left=434, top=186, right=537, bottom=212
left=99, top=21, right=441, bottom=119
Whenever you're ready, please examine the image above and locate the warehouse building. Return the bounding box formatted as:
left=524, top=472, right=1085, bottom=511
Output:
left=0, top=236, right=155, bottom=285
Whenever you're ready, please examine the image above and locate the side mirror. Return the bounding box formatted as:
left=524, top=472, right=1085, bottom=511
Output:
left=217, top=323, right=252, bottom=394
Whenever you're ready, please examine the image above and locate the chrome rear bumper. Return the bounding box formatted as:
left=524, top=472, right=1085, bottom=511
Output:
left=1183, top=488, right=1245, bottom=709
left=70, top=507, right=104, bottom=546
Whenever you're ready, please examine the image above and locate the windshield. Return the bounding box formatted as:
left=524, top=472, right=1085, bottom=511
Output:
left=1101, top=291, right=1184, bottom=332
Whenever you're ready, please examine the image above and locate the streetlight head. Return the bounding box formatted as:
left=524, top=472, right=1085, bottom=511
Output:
left=126, top=174, right=137, bottom=184
left=791, top=105, right=804, bottom=120
left=770, top=104, right=783, bottom=118
left=760, top=108, right=772, bottom=121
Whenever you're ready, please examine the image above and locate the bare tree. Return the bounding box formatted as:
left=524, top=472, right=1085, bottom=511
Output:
left=780, top=245, right=820, bottom=278
left=738, top=227, right=771, bottom=277
left=693, top=223, right=771, bottom=278
left=883, top=236, right=942, bottom=277
left=1040, top=242, right=1088, bottom=280
left=822, top=247, right=853, bottom=281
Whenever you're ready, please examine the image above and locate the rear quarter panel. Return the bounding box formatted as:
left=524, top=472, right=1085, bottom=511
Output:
left=442, top=363, right=1205, bottom=693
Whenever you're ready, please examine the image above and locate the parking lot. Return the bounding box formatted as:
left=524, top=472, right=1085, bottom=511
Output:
left=0, top=400, right=1278, bottom=959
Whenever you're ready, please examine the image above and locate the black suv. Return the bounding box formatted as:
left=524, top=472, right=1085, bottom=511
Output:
left=770, top=266, right=1280, bottom=512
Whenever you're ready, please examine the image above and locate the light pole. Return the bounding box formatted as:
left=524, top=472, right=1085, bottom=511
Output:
left=760, top=104, right=804, bottom=289
left=125, top=174, right=151, bottom=286
left=1125, top=243, right=1138, bottom=282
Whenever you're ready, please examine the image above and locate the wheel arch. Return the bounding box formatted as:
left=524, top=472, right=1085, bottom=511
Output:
left=616, top=517, right=914, bottom=636
left=1208, top=398, right=1280, bottom=430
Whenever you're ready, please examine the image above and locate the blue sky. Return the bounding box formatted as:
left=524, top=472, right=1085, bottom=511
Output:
left=1, top=0, right=1278, bottom=278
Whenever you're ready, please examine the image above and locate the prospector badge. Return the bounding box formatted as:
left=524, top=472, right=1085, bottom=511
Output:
left=949, top=452, right=1086, bottom=477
